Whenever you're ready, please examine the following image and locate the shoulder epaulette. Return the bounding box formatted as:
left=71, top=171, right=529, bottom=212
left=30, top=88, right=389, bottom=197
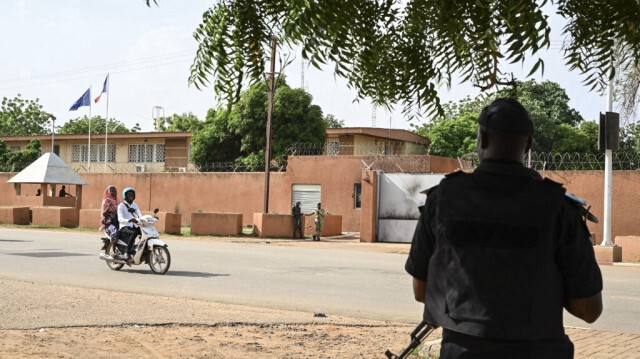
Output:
left=543, top=177, right=564, bottom=187
left=445, top=170, right=465, bottom=178
left=564, top=192, right=599, bottom=223
left=420, top=185, right=439, bottom=195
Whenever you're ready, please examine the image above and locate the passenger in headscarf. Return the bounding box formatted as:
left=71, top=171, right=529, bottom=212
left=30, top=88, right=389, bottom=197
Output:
left=100, top=186, right=119, bottom=237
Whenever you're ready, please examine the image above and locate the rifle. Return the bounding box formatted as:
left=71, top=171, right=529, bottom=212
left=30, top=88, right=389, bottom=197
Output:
left=385, top=321, right=436, bottom=359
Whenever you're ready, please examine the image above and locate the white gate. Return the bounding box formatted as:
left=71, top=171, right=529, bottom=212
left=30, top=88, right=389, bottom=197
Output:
left=377, top=173, right=444, bottom=243
left=292, top=184, right=321, bottom=214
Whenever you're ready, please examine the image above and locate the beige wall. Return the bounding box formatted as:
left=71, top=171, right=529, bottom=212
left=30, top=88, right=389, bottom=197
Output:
left=5, top=137, right=193, bottom=173
left=8, top=158, right=636, bottom=242
left=358, top=169, right=640, bottom=243
left=540, top=170, right=640, bottom=244
left=0, top=155, right=452, bottom=232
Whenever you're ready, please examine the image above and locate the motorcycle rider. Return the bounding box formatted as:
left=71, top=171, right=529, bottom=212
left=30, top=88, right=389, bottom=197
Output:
left=117, top=187, right=143, bottom=259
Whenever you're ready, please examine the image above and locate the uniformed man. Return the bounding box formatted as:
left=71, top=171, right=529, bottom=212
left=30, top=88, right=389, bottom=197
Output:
left=405, top=98, right=603, bottom=358
left=292, top=201, right=303, bottom=239
left=312, top=202, right=326, bottom=241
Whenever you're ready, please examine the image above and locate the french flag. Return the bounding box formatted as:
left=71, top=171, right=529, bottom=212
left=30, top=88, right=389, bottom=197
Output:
left=94, top=74, right=109, bottom=103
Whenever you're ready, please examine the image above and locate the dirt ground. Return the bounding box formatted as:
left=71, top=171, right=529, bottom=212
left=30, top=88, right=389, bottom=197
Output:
left=0, top=323, right=440, bottom=359
left=0, top=278, right=440, bottom=359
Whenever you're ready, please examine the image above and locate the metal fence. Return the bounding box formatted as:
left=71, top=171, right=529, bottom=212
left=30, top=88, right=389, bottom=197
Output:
left=287, top=142, right=428, bottom=156
left=458, top=151, right=640, bottom=171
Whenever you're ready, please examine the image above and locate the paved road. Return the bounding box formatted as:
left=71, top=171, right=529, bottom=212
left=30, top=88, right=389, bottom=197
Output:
left=0, top=227, right=638, bottom=334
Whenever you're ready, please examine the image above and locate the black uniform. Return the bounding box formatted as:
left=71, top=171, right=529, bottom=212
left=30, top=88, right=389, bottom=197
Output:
left=405, top=159, right=602, bottom=358
left=292, top=205, right=303, bottom=239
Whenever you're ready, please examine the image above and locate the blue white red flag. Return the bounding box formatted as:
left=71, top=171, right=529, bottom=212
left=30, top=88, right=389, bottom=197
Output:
left=94, top=74, right=109, bottom=103
left=69, top=88, right=91, bottom=111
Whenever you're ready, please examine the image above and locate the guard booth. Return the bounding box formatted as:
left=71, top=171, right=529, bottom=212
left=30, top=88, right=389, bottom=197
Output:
left=7, top=153, right=88, bottom=226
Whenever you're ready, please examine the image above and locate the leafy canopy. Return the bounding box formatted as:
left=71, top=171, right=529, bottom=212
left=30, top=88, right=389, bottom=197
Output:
left=158, top=112, right=204, bottom=132
left=144, top=0, right=640, bottom=119
left=0, top=95, right=52, bottom=135
left=57, top=116, right=138, bottom=134
left=191, top=77, right=327, bottom=171
left=417, top=80, right=594, bottom=156
left=0, top=138, right=41, bottom=172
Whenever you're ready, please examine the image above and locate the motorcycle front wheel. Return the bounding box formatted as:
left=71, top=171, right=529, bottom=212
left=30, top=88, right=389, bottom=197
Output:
left=149, top=246, right=171, bottom=274
left=106, top=243, right=125, bottom=271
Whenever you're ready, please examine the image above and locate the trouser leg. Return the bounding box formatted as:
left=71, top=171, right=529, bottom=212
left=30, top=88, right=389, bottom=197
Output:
left=122, top=226, right=140, bottom=254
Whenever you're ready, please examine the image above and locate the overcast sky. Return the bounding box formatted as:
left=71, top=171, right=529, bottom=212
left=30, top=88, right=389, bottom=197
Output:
left=0, top=1, right=611, bottom=133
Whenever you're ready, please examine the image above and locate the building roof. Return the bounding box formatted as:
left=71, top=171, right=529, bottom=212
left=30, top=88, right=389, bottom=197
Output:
left=326, top=127, right=429, bottom=145
left=0, top=131, right=192, bottom=142
left=7, top=153, right=88, bottom=185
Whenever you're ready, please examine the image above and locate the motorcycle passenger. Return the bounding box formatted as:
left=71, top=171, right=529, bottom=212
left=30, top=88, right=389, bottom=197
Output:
left=99, top=185, right=119, bottom=240
left=117, top=187, right=142, bottom=259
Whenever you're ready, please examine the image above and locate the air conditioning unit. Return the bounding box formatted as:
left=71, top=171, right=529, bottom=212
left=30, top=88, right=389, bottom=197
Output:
left=178, top=167, right=186, bottom=173
left=135, top=165, right=146, bottom=173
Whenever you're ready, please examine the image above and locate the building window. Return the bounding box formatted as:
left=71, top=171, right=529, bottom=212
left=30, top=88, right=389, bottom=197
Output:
left=188, top=144, right=193, bottom=163
left=354, top=183, right=361, bottom=209
left=9, top=146, right=20, bottom=151
left=327, top=140, right=339, bottom=156
left=155, top=144, right=165, bottom=162
left=72, top=144, right=115, bottom=162
left=129, top=144, right=166, bottom=163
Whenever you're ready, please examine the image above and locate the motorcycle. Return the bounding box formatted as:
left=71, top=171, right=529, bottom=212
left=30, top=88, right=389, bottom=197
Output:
left=99, top=208, right=171, bottom=275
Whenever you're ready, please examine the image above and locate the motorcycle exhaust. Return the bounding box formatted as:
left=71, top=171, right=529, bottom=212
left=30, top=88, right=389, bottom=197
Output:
left=99, top=253, right=127, bottom=264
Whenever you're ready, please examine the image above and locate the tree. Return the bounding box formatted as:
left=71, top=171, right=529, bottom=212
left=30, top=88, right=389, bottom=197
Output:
left=150, top=0, right=640, bottom=118
left=190, top=108, right=242, bottom=167
left=515, top=80, right=585, bottom=153
left=158, top=112, right=204, bottom=132
left=0, top=138, right=41, bottom=172
left=423, top=113, right=478, bottom=158
left=57, top=116, right=137, bottom=134
left=324, top=114, right=344, bottom=128
left=0, top=95, right=51, bottom=135
left=190, top=79, right=327, bottom=171
left=551, top=123, right=598, bottom=154
left=416, top=80, right=589, bottom=156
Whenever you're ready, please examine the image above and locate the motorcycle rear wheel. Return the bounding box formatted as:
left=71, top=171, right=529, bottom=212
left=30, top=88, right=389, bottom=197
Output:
left=149, top=246, right=171, bottom=274
left=106, top=243, right=125, bottom=271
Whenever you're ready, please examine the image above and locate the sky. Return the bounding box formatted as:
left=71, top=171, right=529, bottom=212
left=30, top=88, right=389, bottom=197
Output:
left=0, top=1, right=613, bottom=134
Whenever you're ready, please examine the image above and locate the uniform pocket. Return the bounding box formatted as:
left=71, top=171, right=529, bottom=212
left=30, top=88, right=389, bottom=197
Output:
left=445, top=218, right=538, bottom=325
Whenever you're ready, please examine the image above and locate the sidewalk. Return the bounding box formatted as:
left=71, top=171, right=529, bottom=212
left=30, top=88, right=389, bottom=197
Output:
left=419, top=327, right=640, bottom=359
left=568, top=327, right=640, bottom=359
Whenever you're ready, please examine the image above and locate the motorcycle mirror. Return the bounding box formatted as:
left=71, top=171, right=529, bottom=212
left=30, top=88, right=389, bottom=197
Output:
left=154, top=208, right=159, bottom=214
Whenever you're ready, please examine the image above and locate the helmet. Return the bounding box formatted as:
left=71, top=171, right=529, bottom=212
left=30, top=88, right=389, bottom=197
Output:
left=122, top=187, right=135, bottom=199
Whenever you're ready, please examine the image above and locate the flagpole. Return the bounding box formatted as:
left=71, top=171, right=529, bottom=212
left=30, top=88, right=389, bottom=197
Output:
left=104, top=74, right=110, bottom=172
left=88, top=86, right=92, bottom=172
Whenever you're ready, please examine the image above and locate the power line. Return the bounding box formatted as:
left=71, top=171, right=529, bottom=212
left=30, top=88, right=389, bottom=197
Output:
left=0, top=49, right=195, bottom=84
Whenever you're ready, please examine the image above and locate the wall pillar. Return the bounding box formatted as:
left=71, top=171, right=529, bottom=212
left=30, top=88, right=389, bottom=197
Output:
left=359, top=170, right=378, bottom=242
left=75, top=185, right=83, bottom=210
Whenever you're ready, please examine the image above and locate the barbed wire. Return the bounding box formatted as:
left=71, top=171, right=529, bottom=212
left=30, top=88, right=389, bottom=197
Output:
left=287, top=142, right=428, bottom=156
left=458, top=151, right=640, bottom=171
left=5, top=150, right=640, bottom=173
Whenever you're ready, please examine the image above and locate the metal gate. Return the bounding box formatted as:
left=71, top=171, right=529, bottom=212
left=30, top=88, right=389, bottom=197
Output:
left=292, top=184, right=321, bottom=214
left=377, top=173, right=444, bottom=243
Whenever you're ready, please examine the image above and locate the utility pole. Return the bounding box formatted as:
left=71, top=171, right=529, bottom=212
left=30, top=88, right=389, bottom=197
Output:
left=263, top=37, right=277, bottom=213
